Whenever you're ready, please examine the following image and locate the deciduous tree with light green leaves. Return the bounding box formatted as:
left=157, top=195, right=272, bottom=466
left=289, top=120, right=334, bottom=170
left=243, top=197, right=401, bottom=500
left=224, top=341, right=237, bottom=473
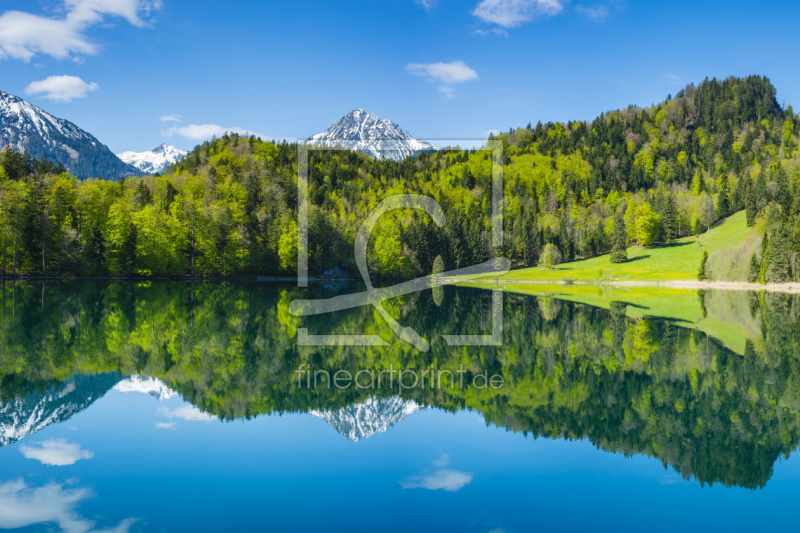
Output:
left=635, top=203, right=661, bottom=247
left=539, top=243, right=562, bottom=269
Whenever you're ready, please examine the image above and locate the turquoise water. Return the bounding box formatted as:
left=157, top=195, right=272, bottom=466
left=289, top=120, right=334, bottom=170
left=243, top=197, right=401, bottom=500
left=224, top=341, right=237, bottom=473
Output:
left=0, top=281, right=798, bottom=532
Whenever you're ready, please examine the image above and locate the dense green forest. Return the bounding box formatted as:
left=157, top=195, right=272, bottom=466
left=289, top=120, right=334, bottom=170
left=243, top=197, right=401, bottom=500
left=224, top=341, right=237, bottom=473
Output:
left=1, top=281, right=799, bottom=488
left=1, top=75, right=798, bottom=280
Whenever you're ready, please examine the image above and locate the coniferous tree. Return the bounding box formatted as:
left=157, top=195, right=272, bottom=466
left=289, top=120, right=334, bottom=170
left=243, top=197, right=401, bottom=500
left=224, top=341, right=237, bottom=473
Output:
left=523, top=215, right=540, bottom=267
left=697, top=250, right=709, bottom=281
left=758, top=234, right=770, bottom=283
left=558, top=221, right=573, bottom=262
left=748, top=253, right=760, bottom=282
left=610, top=209, right=627, bottom=263
left=755, top=171, right=768, bottom=210
left=661, top=193, right=679, bottom=242
left=765, top=225, right=790, bottom=283
left=717, top=173, right=730, bottom=217
left=775, top=166, right=792, bottom=220
left=793, top=215, right=800, bottom=254
left=745, top=177, right=758, bottom=226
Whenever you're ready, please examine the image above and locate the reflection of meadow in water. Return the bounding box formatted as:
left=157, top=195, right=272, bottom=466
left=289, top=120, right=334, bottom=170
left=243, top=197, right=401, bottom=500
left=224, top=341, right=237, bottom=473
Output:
left=0, top=280, right=799, bottom=490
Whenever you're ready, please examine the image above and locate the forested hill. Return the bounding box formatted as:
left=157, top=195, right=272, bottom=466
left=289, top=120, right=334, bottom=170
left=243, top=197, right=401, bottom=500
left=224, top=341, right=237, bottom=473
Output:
left=0, top=75, right=798, bottom=281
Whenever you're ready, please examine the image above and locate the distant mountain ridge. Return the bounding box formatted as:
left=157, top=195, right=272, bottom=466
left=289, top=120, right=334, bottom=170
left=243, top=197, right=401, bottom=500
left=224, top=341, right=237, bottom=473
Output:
left=0, top=89, right=139, bottom=179
left=118, top=143, right=187, bottom=174
left=308, top=109, right=437, bottom=161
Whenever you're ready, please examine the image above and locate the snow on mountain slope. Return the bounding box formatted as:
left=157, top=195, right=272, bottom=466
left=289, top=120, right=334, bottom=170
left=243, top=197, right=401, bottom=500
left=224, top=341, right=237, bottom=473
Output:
left=310, top=396, right=422, bottom=441
left=118, top=143, right=187, bottom=174
left=0, top=89, right=139, bottom=179
left=0, top=374, right=121, bottom=448
left=113, top=375, right=177, bottom=401
left=307, top=109, right=437, bottom=161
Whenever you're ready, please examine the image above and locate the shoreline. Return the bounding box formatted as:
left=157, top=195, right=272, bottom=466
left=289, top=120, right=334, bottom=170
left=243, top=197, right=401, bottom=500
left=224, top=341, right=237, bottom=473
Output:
left=447, top=278, right=800, bottom=294
left=1, top=274, right=796, bottom=294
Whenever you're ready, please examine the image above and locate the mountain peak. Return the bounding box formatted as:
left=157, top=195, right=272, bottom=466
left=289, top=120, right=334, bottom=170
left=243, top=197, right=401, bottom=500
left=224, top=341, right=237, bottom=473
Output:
left=1, top=89, right=139, bottom=179
left=308, top=109, right=437, bottom=160
left=118, top=143, right=187, bottom=174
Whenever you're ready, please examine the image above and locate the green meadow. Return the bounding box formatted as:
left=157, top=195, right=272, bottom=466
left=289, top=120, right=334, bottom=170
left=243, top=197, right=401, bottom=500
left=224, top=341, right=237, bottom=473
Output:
left=480, top=211, right=753, bottom=283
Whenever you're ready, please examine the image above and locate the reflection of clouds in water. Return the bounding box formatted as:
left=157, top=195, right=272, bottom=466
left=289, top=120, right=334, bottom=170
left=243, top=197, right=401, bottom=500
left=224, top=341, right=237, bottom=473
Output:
left=658, top=472, right=683, bottom=485
left=0, top=480, right=135, bottom=533
left=158, top=405, right=214, bottom=422
left=401, top=469, right=473, bottom=492
left=401, top=455, right=473, bottom=492
left=19, top=440, right=93, bottom=466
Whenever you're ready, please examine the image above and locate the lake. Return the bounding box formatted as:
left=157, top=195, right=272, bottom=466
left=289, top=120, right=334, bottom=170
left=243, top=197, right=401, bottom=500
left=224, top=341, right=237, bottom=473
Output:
left=1, top=280, right=799, bottom=532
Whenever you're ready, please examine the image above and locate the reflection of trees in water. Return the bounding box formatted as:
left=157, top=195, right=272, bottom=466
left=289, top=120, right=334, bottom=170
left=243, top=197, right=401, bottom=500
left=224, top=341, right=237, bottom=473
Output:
left=1, top=280, right=800, bottom=489
left=537, top=296, right=562, bottom=321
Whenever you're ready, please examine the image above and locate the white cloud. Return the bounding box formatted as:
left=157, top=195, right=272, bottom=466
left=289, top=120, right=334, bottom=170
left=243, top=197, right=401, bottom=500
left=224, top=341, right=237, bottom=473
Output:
left=473, top=28, right=509, bottom=36
left=407, top=60, right=479, bottom=84
left=414, top=0, right=439, bottom=10
left=0, top=479, right=135, bottom=533
left=472, top=0, right=563, bottom=28
left=407, top=60, right=478, bottom=99
left=24, top=75, right=98, bottom=102
left=482, top=129, right=500, bottom=137
left=64, top=0, right=163, bottom=28
left=437, top=86, right=455, bottom=99
left=576, top=4, right=609, bottom=20
left=160, top=114, right=182, bottom=122
left=158, top=405, right=215, bottom=422
left=664, top=74, right=682, bottom=85
left=18, top=440, right=93, bottom=466
left=155, top=422, right=176, bottom=430
left=401, top=469, right=473, bottom=492
left=0, top=0, right=162, bottom=62
left=164, top=123, right=269, bottom=141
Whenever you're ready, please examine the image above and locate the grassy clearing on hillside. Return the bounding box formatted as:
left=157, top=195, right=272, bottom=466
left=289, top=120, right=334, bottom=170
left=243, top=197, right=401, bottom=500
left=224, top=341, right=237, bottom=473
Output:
left=482, top=211, right=753, bottom=282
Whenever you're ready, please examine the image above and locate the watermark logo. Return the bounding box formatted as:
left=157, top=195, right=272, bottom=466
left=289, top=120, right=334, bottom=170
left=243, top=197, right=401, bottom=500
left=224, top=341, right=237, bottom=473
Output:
left=289, top=140, right=508, bottom=351
left=296, top=364, right=505, bottom=392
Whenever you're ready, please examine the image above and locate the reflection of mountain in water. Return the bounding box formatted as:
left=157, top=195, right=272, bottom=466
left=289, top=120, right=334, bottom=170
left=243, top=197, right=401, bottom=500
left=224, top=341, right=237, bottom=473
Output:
left=113, top=375, right=176, bottom=401
left=311, top=396, right=422, bottom=441
left=0, top=374, right=120, bottom=447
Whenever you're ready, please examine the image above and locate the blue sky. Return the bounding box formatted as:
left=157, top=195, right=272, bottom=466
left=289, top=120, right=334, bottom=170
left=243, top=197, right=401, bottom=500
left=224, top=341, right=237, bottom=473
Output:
left=2, top=0, right=800, bottom=154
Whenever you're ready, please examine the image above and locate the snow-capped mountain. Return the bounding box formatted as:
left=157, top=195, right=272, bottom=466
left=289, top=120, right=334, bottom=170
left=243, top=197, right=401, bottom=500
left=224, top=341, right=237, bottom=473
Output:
left=307, top=109, right=437, bottom=161
left=310, top=396, right=422, bottom=441
left=0, top=90, right=139, bottom=179
left=118, top=143, right=187, bottom=175
left=113, top=375, right=176, bottom=401
left=0, top=374, right=121, bottom=448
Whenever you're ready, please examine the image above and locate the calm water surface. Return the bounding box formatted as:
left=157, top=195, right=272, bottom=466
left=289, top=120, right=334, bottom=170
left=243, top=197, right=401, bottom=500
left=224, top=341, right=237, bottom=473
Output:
left=0, top=281, right=798, bottom=532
